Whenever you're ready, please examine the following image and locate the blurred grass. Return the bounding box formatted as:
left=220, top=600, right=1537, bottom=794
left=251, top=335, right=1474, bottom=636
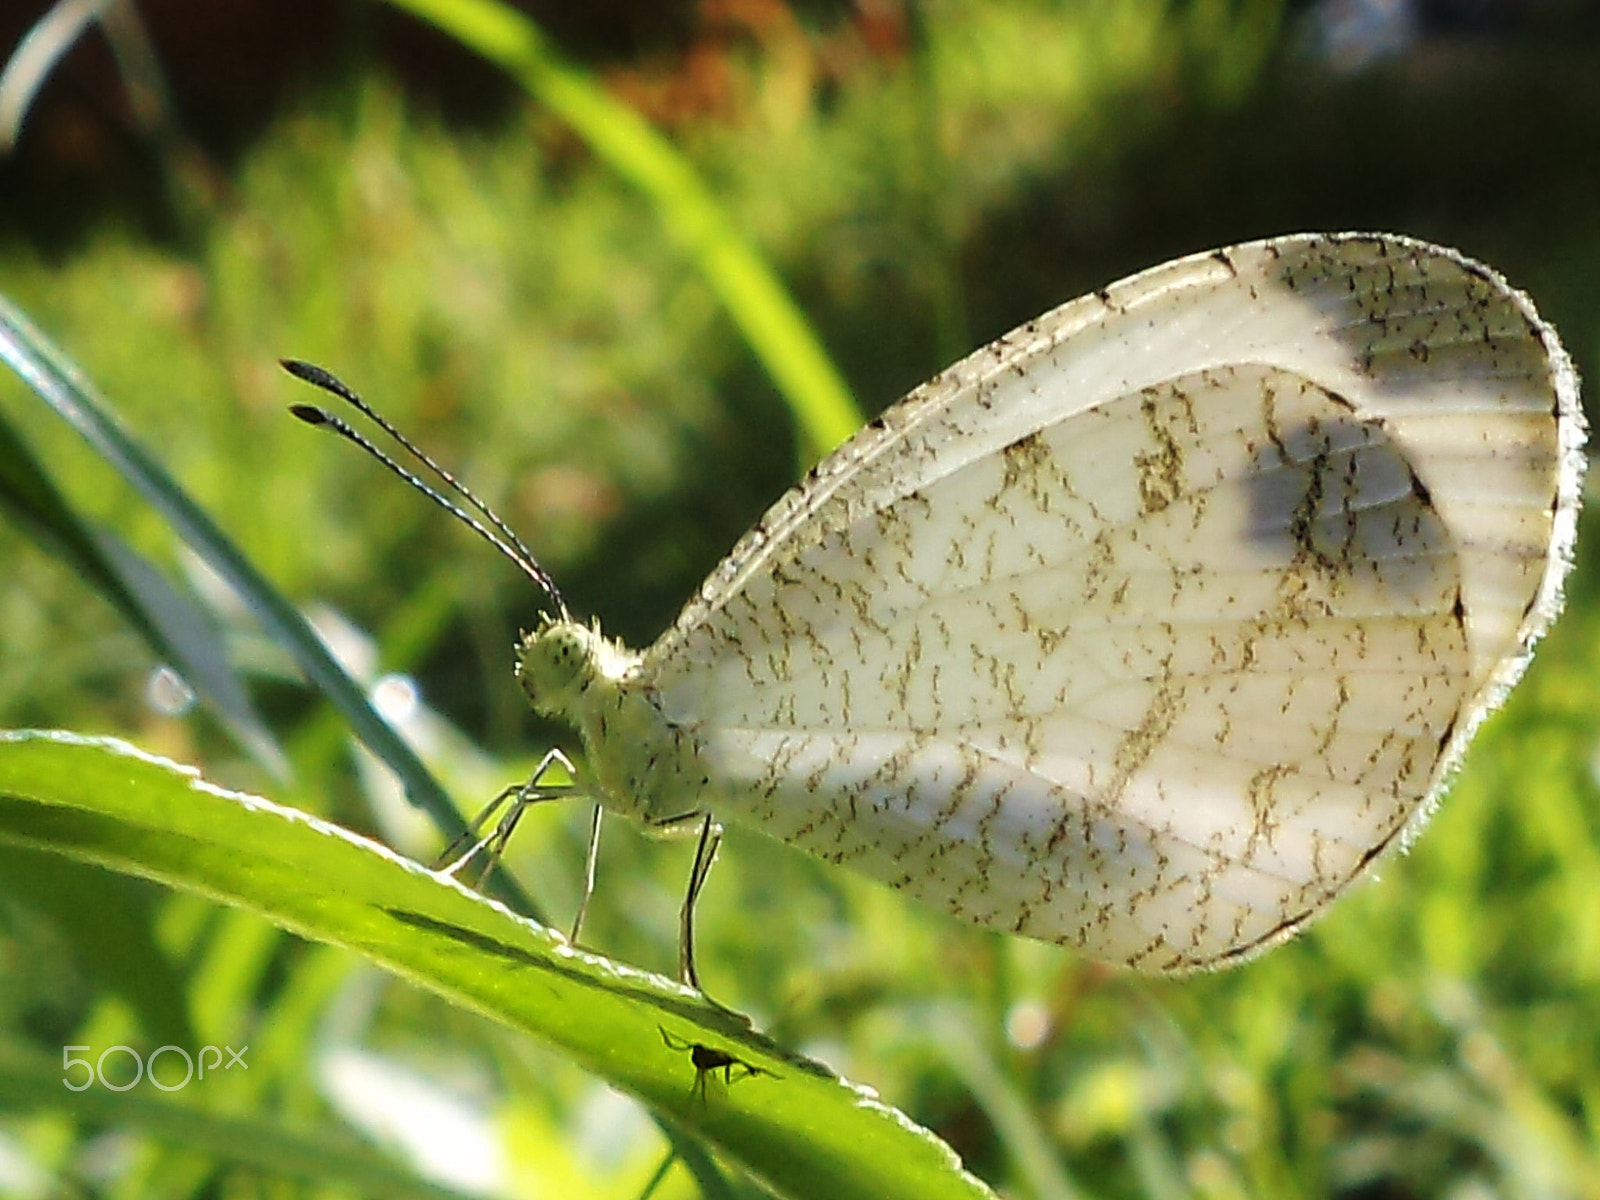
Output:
left=2, top=0, right=1599, bottom=1196
left=387, top=0, right=863, bottom=461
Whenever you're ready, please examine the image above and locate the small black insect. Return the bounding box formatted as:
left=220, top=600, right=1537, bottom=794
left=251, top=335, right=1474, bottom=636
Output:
left=659, top=1026, right=778, bottom=1103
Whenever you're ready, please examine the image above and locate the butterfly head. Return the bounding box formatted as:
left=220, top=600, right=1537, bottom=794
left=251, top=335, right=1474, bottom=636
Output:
left=516, top=615, right=638, bottom=723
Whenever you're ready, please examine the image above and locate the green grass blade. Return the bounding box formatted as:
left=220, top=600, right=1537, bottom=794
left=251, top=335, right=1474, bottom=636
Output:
left=0, top=402, right=145, bottom=632
left=0, top=731, right=994, bottom=1200
left=0, top=386, right=286, bottom=774
left=0, top=296, right=499, bottom=870
left=384, top=0, right=863, bottom=460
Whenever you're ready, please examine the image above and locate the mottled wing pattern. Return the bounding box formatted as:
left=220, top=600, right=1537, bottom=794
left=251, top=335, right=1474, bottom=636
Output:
left=642, top=234, right=1583, bottom=971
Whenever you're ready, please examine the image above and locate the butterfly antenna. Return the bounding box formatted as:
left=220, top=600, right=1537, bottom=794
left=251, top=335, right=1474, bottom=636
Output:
left=283, top=360, right=538, bottom=566
left=281, top=360, right=565, bottom=614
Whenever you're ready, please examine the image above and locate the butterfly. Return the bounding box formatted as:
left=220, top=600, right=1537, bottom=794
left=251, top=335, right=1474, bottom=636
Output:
left=291, top=232, right=1584, bottom=982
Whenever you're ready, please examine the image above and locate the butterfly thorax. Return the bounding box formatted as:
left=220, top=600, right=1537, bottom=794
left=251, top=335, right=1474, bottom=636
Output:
left=516, top=616, right=713, bottom=829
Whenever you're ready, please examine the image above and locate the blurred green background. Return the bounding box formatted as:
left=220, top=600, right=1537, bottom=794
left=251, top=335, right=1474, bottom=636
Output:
left=2, top=0, right=1599, bottom=1195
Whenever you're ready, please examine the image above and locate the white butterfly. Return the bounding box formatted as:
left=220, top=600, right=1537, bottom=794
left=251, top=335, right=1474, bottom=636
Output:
left=294, top=232, right=1585, bottom=977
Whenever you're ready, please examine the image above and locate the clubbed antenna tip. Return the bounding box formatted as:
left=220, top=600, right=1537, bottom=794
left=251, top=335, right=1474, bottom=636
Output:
left=281, top=360, right=566, bottom=614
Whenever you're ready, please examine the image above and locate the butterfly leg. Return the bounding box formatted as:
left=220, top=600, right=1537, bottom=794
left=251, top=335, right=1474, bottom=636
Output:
left=437, top=783, right=521, bottom=882
left=677, top=813, right=722, bottom=992
left=568, top=802, right=604, bottom=947
left=437, top=747, right=577, bottom=889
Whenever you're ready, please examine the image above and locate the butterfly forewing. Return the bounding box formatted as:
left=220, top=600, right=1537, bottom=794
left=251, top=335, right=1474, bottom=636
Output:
left=636, top=233, right=1581, bottom=971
